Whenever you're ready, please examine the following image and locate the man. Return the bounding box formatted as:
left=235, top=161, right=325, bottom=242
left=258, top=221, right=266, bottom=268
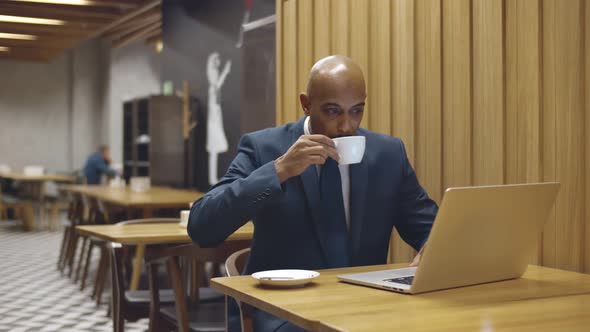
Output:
left=83, top=145, right=117, bottom=185
left=189, top=55, right=438, bottom=331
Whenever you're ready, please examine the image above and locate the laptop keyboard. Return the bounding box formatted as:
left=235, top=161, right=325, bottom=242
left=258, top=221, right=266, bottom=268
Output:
left=383, top=276, right=414, bottom=285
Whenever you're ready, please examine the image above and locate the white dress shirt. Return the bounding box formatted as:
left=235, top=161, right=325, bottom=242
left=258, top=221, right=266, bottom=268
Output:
left=303, top=116, right=351, bottom=230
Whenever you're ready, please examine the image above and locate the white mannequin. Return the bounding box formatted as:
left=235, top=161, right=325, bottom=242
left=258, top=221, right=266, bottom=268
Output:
left=206, top=52, right=232, bottom=185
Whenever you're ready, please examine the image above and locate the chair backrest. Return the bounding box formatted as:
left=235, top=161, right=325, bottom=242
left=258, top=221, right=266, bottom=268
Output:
left=225, top=248, right=250, bottom=277
left=225, top=248, right=253, bottom=332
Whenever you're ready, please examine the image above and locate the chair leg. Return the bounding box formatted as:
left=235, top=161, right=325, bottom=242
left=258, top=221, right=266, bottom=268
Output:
left=92, top=248, right=106, bottom=300
left=74, top=238, right=88, bottom=282
left=94, top=246, right=109, bottom=305
left=67, top=234, right=80, bottom=277
left=80, top=242, right=94, bottom=291
left=57, top=226, right=71, bottom=271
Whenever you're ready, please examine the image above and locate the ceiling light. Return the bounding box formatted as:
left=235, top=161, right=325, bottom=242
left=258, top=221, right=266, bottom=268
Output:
left=0, top=32, right=37, bottom=40
left=0, top=46, right=10, bottom=52
left=9, top=0, right=93, bottom=5
left=0, top=15, right=65, bottom=26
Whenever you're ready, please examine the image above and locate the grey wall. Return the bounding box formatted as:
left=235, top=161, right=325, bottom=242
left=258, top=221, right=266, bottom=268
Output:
left=0, top=53, right=72, bottom=172
left=0, top=40, right=161, bottom=172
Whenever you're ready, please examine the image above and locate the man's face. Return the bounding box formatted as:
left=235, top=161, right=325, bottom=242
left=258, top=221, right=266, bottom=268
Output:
left=300, top=78, right=366, bottom=138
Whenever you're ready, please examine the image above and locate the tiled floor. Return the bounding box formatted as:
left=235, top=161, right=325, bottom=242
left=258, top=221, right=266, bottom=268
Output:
left=0, top=220, right=148, bottom=332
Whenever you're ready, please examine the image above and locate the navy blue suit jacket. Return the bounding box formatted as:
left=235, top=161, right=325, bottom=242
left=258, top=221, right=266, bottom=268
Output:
left=189, top=117, right=437, bottom=330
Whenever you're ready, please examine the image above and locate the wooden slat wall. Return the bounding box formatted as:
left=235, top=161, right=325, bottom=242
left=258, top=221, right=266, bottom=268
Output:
left=276, top=0, right=590, bottom=272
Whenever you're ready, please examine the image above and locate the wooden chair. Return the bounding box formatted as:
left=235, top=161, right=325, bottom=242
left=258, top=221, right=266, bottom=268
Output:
left=58, top=191, right=84, bottom=272
left=225, top=248, right=253, bottom=332
left=109, top=218, right=182, bottom=332
left=146, top=240, right=251, bottom=332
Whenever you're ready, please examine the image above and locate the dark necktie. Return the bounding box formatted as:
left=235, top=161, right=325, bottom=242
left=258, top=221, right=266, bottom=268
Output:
left=319, top=157, right=351, bottom=268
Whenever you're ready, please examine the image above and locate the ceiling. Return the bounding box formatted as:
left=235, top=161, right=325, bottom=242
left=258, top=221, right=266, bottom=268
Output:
left=0, top=0, right=161, bottom=62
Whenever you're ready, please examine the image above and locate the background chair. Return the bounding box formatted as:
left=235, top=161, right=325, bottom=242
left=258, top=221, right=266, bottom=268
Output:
left=146, top=240, right=251, bottom=332
left=109, top=218, right=181, bottom=332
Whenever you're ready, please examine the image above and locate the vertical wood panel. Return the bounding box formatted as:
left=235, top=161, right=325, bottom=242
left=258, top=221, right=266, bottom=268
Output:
left=472, top=0, right=504, bottom=185
left=297, top=0, right=314, bottom=117
left=314, top=0, right=331, bottom=60
left=282, top=0, right=298, bottom=123
left=519, top=0, right=542, bottom=185
left=505, top=0, right=519, bottom=185
left=276, top=0, right=589, bottom=273
left=369, top=0, right=391, bottom=135
left=391, top=0, right=416, bottom=263
left=585, top=0, right=590, bottom=273
left=275, top=0, right=283, bottom=125
left=442, top=0, right=472, bottom=188
left=415, top=0, right=442, bottom=204
left=542, top=0, right=557, bottom=268
left=518, top=0, right=543, bottom=264
left=331, top=0, right=349, bottom=56
left=555, top=0, right=584, bottom=271
left=349, top=0, right=370, bottom=129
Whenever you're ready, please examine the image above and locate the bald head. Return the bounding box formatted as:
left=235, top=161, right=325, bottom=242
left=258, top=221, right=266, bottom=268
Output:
left=306, top=55, right=366, bottom=99
left=300, top=55, right=366, bottom=138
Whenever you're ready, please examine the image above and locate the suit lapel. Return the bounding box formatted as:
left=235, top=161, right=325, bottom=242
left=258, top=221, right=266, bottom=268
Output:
left=349, top=153, right=368, bottom=264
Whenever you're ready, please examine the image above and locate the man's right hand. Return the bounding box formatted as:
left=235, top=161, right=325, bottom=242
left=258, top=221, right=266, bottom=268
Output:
left=274, top=134, right=340, bottom=183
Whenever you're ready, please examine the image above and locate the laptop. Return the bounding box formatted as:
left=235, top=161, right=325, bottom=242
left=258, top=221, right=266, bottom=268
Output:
left=338, top=182, right=560, bottom=294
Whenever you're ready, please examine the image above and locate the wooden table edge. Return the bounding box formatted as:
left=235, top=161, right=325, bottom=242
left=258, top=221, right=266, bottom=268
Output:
left=210, top=278, right=326, bottom=332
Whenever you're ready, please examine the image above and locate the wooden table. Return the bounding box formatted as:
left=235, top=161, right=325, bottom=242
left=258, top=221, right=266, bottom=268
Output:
left=0, top=172, right=75, bottom=229
left=77, top=222, right=254, bottom=290
left=65, top=185, right=204, bottom=290
left=61, top=185, right=202, bottom=216
left=211, top=264, right=590, bottom=331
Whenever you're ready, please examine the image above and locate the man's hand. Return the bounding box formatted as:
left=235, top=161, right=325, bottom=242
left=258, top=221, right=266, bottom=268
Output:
left=274, top=134, right=340, bottom=183
left=409, top=245, right=426, bottom=267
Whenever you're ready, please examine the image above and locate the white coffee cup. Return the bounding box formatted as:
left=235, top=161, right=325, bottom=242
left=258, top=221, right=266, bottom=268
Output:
left=332, top=136, right=366, bottom=165
left=179, top=210, right=190, bottom=228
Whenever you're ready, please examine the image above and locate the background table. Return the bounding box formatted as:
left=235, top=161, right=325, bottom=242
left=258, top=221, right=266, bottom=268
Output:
left=212, top=264, right=590, bottom=331
left=77, top=222, right=254, bottom=291
left=61, top=185, right=202, bottom=217
left=1, top=172, right=74, bottom=229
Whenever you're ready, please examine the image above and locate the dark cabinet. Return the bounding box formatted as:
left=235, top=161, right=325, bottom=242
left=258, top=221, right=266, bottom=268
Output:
left=123, top=96, right=185, bottom=187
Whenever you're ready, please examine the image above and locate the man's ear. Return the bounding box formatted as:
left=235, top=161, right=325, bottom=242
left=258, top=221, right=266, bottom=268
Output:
left=299, top=93, right=311, bottom=116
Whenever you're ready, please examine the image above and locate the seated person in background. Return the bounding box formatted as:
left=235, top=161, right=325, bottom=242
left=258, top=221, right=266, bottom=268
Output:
left=83, top=145, right=117, bottom=185
left=189, top=55, right=438, bottom=332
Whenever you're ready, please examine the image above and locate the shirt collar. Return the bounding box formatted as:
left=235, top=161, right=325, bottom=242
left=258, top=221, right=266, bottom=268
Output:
left=304, top=116, right=312, bottom=135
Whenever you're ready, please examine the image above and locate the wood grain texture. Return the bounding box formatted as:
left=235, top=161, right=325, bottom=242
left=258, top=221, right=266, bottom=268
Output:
left=586, top=0, right=590, bottom=273
left=76, top=222, right=253, bottom=245
left=330, top=0, right=349, bottom=56
left=542, top=0, right=557, bottom=268
left=313, top=0, right=331, bottom=60
left=282, top=0, right=299, bottom=123
left=212, top=264, right=590, bottom=332
left=275, top=0, right=590, bottom=271
left=415, top=0, right=442, bottom=204
left=442, top=0, right=472, bottom=188
left=61, top=185, right=203, bottom=208
left=297, top=0, right=314, bottom=118
left=554, top=0, right=585, bottom=272
left=368, top=0, right=391, bottom=135
left=275, top=0, right=284, bottom=125
left=390, top=0, right=417, bottom=263
left=349, top=0, right=370, bottom=129
left=472, top=0, right=504, bottom=186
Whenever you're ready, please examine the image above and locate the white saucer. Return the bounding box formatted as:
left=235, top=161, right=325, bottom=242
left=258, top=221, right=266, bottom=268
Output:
left=251, top=269, right=320, bottom=287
